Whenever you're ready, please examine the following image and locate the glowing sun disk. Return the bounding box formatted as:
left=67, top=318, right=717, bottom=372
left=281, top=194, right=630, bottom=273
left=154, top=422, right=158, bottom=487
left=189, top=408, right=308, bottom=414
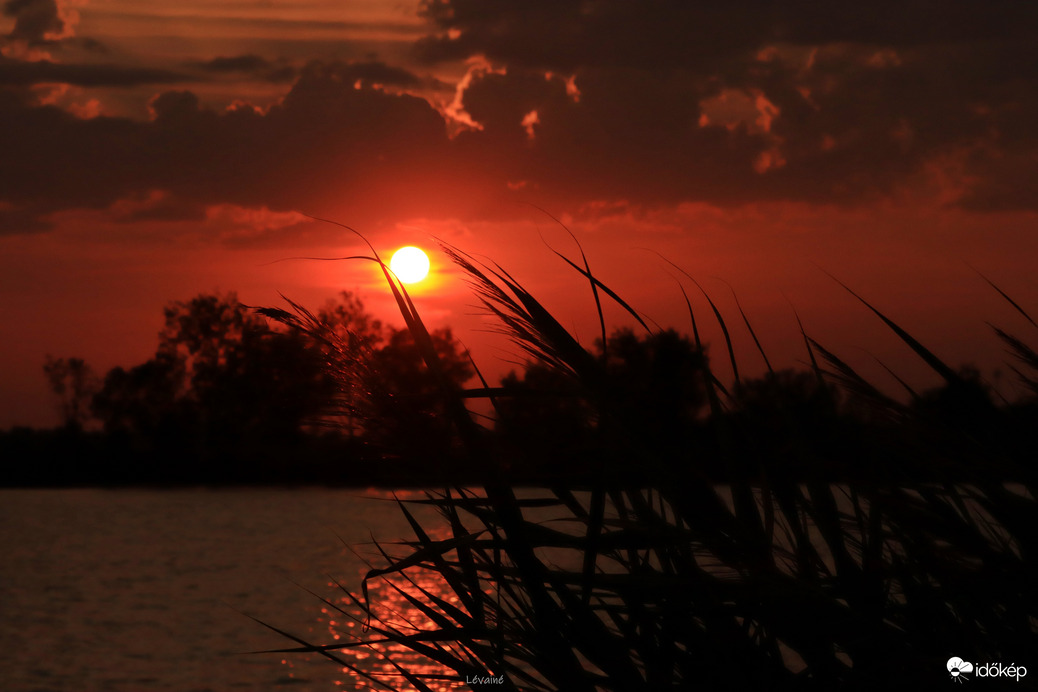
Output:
left=390, top=246, right=430, bottom=284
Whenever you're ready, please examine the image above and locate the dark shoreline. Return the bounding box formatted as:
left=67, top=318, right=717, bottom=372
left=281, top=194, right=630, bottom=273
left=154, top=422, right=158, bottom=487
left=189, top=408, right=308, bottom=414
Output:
left=4, top=424, right=1034, bottom=489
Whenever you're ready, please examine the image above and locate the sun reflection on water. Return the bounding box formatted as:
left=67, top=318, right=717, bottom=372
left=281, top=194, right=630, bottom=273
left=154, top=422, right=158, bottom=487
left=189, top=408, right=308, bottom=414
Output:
left=273, top=490, right=558, bottom=691
left=309, top=524, right=472, bottom=692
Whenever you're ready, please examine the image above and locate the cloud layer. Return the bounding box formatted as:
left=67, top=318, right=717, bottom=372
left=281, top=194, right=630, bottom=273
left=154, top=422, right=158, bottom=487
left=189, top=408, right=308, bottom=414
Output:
left=2, top=1, right=1037, bottom=234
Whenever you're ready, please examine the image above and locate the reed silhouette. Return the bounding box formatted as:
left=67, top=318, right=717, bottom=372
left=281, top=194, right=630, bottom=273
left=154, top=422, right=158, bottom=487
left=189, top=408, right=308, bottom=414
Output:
left=254, top=233, right=1037, bottom=690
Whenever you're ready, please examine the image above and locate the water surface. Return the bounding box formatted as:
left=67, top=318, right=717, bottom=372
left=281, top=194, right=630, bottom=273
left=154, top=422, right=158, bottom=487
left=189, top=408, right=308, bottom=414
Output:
left=0, top=488, right=445, bottom=692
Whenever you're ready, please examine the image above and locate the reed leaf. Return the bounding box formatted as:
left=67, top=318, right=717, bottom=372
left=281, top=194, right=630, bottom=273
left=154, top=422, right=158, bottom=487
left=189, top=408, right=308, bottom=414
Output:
left=262, top=228, right=1036, bottom=690
left=822, top=269, right=960, bottom=384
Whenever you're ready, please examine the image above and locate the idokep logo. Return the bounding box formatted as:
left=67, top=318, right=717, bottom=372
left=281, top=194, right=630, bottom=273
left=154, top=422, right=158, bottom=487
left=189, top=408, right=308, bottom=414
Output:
left=948, top=658, right=974, bottom=683
left=947, top=657, right=1028, bottom=683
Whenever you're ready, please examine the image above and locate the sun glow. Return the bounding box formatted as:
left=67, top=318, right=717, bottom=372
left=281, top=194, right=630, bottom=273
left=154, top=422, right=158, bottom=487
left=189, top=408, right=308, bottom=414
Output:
left=389, top=246, right=430, bottom=284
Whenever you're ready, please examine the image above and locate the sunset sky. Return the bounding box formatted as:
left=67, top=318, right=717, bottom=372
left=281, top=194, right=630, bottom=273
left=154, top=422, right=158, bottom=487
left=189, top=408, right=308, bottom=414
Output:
left=3, top=1, right=1038, bottom=428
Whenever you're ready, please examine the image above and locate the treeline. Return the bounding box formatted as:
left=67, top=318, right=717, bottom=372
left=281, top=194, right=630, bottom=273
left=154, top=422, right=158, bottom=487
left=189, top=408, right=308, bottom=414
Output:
left=4, top=287, right=1037, bottom=487
left=3, top=291, right=475, bottom=486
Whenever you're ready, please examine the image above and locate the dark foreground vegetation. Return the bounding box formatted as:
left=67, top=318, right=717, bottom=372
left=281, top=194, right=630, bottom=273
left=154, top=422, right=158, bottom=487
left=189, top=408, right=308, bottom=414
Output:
left=5, top=229, right=1037, bottom=688
left=236, top=234, right=1038, bottom=691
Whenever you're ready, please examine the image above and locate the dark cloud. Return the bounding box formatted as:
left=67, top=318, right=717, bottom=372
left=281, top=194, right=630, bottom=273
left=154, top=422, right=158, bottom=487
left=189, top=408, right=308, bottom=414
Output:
left=2, top=2, right=1038, bottom=234
left=770, top=1, right=1036, bottom=47
left=0, top=60, right=461, bottom=234
left=412, top=0, right=1038, bottom=211
left=194, top=54, right=296, bottom=83
left=190, top=56, right=425, bottom=88
left=72, top=36, right=108, bottom=54
left=0, top=204, right=53, bottom=233
left=336, top=60, right=422, bottom=87
left=451, top=68, right=771, bottom=206
left=198, top=54, right=273, bottom=73
left=415, top=2, right=771, bottom=72
left=103, top=12, right=425, bottom=38
left=0, top=56, right=189, bottom=87
left=0, top=91, right=142, bottom=218
left=3, top=0, right=67, bottom=44
left=416, top=1, right=1038, bottom=70
left=109, top=190, right=206, bottom=223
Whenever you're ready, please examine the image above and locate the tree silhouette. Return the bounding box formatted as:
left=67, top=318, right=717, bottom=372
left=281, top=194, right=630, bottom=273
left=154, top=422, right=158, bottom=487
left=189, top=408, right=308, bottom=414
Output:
left=91, top=355, right=187, bottom=441
left=42, top=355, right=99, bottom=430
left=256, top=290, right=476, bottom=458
left=73, top=289, right=476, bottom=477
left=493, top=328, right=708, bottom=477
left=89, top=292, right=334, bottom=451
left=159, top=293, right=333, bottom=445
left=362, top=325, right=474, bottom=459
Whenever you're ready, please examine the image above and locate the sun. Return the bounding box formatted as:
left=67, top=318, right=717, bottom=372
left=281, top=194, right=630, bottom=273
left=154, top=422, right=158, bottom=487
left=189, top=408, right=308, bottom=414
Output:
left=389, top=246, right=430, bottom=284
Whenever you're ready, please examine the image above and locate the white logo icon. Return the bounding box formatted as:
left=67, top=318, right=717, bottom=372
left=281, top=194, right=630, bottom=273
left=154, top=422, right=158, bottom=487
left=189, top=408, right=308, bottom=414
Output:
left=948, top=657, right=974, bottom=683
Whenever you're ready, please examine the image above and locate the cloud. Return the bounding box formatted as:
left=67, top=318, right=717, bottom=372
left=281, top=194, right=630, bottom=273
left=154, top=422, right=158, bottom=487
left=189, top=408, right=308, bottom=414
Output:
left=335, top=59, right=422, bottom=87
left=448, top=67, right=775, bottom=206
left=193, top=54, right=297, bottom=83
left=108, top=189, right=205, bottom=223
left=0, top=60, right=466, bottom=233
left=191, top=55, right=440, bottom=91
left=0, top=201, right=52, bottom=233
left=203, top=203, right=309, bottom=244
left=3, top=0, right=74, bottom=44
left=197, top=54, right=274, bottom=74
left=414, top=2, right=770, bottom=72
left=3, top=1, right=1038, bottom=236
left=0, top=55, right=190, bottom=86
left=411, top=0, right=1038, bottom=211
left=71, top=36, right=106, bottom=54
left=416, top=1, right=1038, bottom=71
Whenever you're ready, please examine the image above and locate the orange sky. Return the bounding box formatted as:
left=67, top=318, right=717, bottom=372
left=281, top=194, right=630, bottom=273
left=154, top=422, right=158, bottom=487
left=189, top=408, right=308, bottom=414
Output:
left=2, top=1, right=1038, bottom=428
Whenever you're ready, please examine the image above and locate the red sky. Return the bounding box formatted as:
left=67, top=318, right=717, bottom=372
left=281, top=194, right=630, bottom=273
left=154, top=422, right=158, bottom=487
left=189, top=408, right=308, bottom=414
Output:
left=2, top=1, right=1038, bottom=428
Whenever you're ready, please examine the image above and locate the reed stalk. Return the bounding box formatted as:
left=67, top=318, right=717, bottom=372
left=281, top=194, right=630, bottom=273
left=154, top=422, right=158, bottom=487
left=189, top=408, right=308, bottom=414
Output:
left=257, top=234, right=1038, bottom=690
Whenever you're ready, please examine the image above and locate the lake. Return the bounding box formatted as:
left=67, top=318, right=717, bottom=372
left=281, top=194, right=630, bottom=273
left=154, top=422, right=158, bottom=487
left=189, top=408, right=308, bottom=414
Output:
left=5, top=485, right=1024, bottom=690
left=0, top=488, right=455, bottom=692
